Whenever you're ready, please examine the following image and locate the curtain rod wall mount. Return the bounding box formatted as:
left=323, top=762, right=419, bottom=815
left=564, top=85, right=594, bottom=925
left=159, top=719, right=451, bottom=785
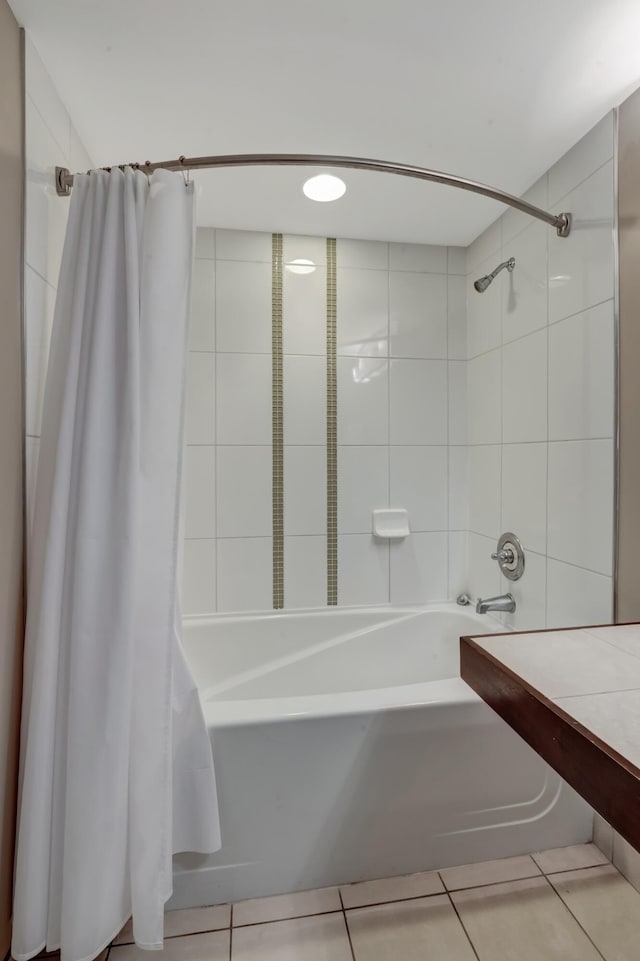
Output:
left=55, top=155, right=572, bottom=237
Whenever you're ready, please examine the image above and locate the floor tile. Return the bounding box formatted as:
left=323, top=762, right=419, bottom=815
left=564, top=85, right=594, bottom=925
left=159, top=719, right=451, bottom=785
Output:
left=340, top=871, right=444, bottom=909
left=440, top=854, right=541, bottom=891
left=550, top=864, right=640, bottom=961
left=451, top=876, right=602, bottom=961
left=233, top=887, right=341, bottom=926
left=111, top=929, right=229, bottom=961
left=231, top=913, right=352, bottom=961
left=115, top=905, right=230, bottom=944
left=532, top=843, right=610, bottom=874
left=346, top=895, right=476, bottom=961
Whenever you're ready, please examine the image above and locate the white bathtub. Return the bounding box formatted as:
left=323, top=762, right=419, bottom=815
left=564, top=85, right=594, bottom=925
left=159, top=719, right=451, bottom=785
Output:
left=170, top=604, right=592, bottom=908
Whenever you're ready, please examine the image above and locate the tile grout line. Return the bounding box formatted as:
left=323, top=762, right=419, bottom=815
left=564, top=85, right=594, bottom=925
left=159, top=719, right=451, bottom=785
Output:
left=545, top=209, right=550, bottom=627
left=465, top=293, right=615, bottom=362
left=228, top=904, right=233, bottom=961
left=212, top=230, right=218, bottom=613
left=441, top=880, right=482, bottom=961
left=339, top=889, right=357, bottom=961
left=386, top=252, right=391, bottom=604
left=326, top=238, right=338, bottom=606
left=445, top=258, right=451, bottom=601
left=113, top=859, right=619, bottom=946
left=271, top=233, right=284, bottom=609
left=543, top=875, right=607, bottom=961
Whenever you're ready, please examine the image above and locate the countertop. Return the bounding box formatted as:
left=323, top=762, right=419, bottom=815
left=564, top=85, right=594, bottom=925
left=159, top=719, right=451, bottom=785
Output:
left=460, top=624, right=640, bottom=853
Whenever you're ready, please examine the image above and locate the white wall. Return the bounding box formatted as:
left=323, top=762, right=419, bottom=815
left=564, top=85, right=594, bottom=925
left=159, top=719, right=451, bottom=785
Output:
left=183, top=233, right=468, bottom=613
left=23, top=38, right=93, bottom=549
left=464, top=112, right=616, bottom=631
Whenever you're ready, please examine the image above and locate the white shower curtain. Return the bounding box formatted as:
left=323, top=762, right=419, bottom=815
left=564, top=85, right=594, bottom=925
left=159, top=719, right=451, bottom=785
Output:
left=12, top=168, right=221, bottom=961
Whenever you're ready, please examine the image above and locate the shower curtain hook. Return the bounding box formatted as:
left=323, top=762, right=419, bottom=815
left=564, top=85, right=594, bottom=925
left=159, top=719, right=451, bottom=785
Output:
left=178, top=155, right=191, bottom=187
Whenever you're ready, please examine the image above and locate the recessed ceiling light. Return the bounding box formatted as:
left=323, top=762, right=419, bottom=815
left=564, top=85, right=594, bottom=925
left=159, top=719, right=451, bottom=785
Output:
left=285, top=259, right=317, bottom=275
left=303, top=174, right=347, bottom=202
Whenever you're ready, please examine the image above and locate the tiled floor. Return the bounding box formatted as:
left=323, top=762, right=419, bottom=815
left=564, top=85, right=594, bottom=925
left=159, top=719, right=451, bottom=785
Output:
left=109, top=843, right=640, bottom=961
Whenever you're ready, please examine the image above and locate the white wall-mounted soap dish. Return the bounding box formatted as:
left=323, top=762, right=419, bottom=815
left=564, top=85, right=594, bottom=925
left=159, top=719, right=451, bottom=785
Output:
left=372, top=508, right=410, bottom=539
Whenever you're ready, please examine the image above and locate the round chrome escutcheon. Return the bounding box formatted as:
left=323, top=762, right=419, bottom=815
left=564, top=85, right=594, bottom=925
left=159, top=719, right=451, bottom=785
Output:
left=492, top=531, right=525, bottom=581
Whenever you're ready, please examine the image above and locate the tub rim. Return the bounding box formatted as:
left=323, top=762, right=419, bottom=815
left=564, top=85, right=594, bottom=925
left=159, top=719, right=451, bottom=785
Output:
left=186, top=602, right=508, bottom=728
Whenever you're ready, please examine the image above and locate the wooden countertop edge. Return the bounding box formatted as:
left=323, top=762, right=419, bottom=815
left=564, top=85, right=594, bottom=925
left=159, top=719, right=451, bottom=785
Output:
left=460, top=634, right=640, bottom=852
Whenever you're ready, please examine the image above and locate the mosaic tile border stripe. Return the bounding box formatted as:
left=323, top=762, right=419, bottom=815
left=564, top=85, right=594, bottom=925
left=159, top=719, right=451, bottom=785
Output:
left=326, top=238, right=338, bottom=605
left=272, top=233, right=284, bottom=609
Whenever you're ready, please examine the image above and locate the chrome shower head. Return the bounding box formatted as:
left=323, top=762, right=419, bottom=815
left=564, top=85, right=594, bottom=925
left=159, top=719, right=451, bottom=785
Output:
left=474, top=256, right=516, bottom=293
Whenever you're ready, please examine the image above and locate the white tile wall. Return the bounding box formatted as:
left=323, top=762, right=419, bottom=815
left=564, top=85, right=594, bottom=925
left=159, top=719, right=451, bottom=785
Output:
left=501, top=221, right=548, bottom=345
left=467, top=350, right=501, bottom=446
left=448, top=531, right=468, bottom=599
left=548, top=301, right=615, bottom=441
left=284, top=536, right=327, bottom=609
left=216, top=447, right=272, bottom=538
left=501, top=444, right=547, bottom=555
left=186, top=353, right=216, bottom=445
left=190, top=259, right=216, bottom=350
left=216, top=538, right=272, bottom=612
left=547, top=440, right=614, bottom=576
left=184, top=446, right=216, bottom=539
left=449, top=447, right=469, bottom=531
left=389, top=446, right=448, bottom=532
left=183, top=230, right=468, bottom=612
left=338, top=534, right=390, bottom=607
left=283, top=266, right=326, bottom=355
left=546, top=559, right=613, bottom=628
left=448, top=361, right=467, bottom=445
left=467, top=252, right=503, bottom=358
left=183, top=539, right=216, bottom=615
left=336, top=238, right=388, bottom=270
left=337, top=446, right=389, bottom=535
left=337, top=356, right=389, bottom=446
left=284, top=355, right=327, bottom=445
left=284, top=447, right=326, bottom=536
left=389, top=272, right=447, bottom=358
left=390, top=242, right=447, bottom=273
left=468, top=446, right=501, bottom=540
left=447, top=274, right=467, bottom=359
left=502, top=329, right=548, bottom=444
left=337, top=268, right=388, bottom=356
left=216, top=229, right=271, bottom=263
left=501, top=176, right=549, bottom=246
left=548, top=161, right=615, bottom=325
left=390, top=533, right=448, bottom=604
left=216, top=353, right=271, bottom=445
left=215, top=261, right=272, bottom=353
left=389, top=359, right=448, bottom=445
left=464, top=112, right=615, bottom=630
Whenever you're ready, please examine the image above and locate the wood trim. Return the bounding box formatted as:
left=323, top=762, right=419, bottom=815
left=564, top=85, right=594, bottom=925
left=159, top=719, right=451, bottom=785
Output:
left=460, top=635, right=640, bottom=853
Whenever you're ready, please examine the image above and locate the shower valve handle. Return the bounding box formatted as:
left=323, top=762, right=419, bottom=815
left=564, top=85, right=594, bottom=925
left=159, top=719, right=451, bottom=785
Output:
left=491, top=548, right=514, bottom=564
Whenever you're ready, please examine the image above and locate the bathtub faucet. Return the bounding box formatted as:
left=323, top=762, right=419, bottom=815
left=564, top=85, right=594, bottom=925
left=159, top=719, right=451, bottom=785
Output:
left=475, top=593, right=516, bottom=614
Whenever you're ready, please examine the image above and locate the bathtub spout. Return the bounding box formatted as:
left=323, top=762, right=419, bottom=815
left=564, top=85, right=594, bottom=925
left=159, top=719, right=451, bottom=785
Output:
left=475, top=593, right=516, bottom=614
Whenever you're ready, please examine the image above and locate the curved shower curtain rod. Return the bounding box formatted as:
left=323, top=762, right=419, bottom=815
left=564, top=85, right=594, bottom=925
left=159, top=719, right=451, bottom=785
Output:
left=55, top=153, right=572, bottom=237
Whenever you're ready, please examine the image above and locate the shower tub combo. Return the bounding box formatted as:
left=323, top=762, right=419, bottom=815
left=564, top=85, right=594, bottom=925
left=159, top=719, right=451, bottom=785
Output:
left=170, top=604, right=592, bottom=908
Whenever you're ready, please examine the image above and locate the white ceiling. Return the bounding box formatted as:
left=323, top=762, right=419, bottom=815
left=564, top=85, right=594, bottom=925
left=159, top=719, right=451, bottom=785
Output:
left=10, top=0, right=640, bottom=244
